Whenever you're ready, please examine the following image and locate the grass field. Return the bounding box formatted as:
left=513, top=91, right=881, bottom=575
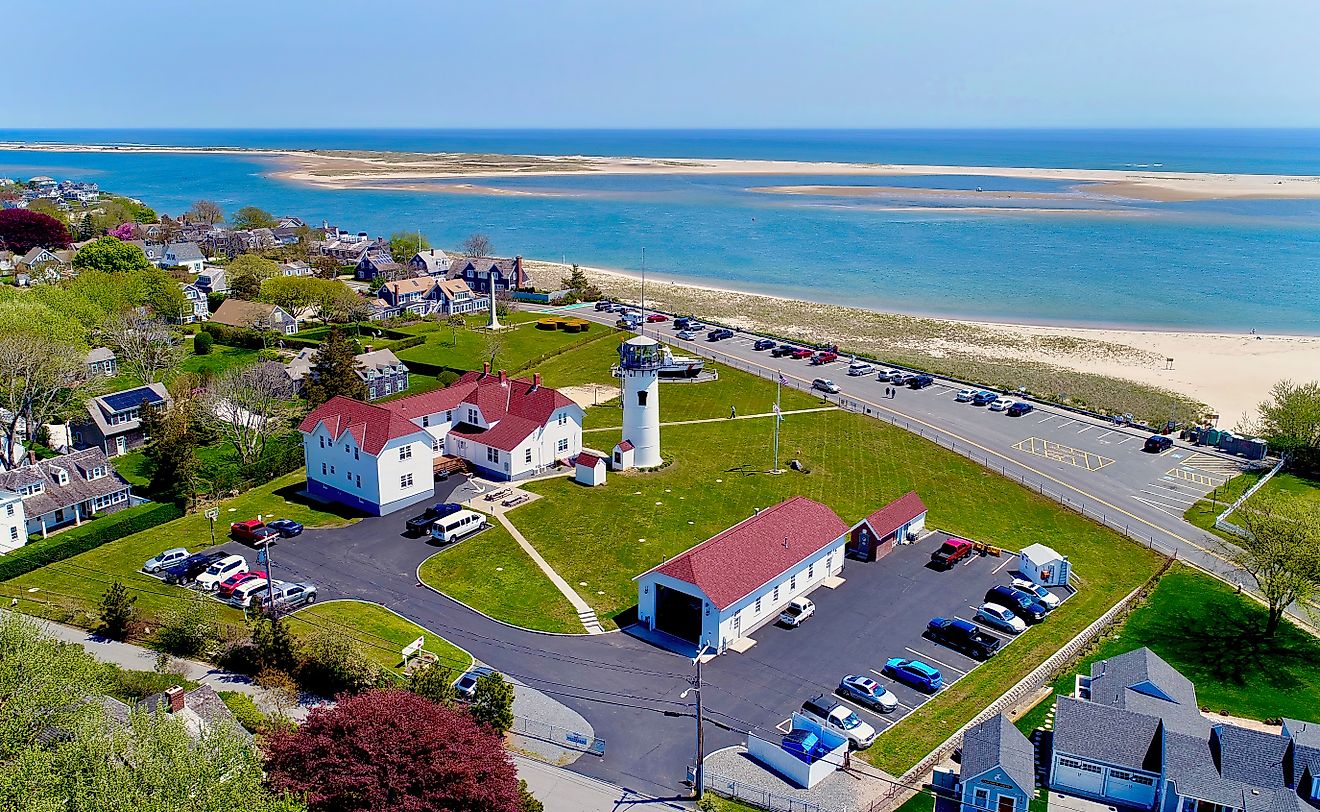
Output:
left=1184, top=469, right=1320, bottom=540
left=396, top=320, right=598, bottom=374
left=2, top=472, right=358, bottom=631
left=286, top=599, right=473, bottom=675
left=417, top=521, right=582, bottom=634
left=179, top=340, right=263, bottom=377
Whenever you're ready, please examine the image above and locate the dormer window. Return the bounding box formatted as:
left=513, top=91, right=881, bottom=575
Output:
left=87, top=465, right=106, bottom=481
left=52, top=468, right=68, bottom=486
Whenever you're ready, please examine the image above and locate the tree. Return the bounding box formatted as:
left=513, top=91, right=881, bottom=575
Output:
left=72, top=235, right=152, bottom=274
left=389, top=230, right=429, bottom=263
left=297, top=632, right=383, bottom=697
left=143, top=264, right=191, bottom=322
left=0, top=208, right=72, bottom=253
left=75, top=211, right=98, bottom=241
left=479, top=329, right=508, bottom=372
left=231, top=272, right=261, bottom=301
left=0, top=300, right=89, bottom=470
left=519, top=781, right=544, bottom=812
left=232, top=206, right=277, bottom=230
left=155, top=591, right=217, bottom=657
left=141, top=394, right=201, bottom=507
left=561, top=263, right=602, bottom=301
left=446, top=313, right=466, bottom=346
left=460, top=233, right=492, bottom=257
left=26, top=198, right=69, bottom=225
left=193, top=330, right=214, bottom=355
left=1246, top=379, right=1320, bottom=473
left=208, top=362, right=294, bottom=466
left=405, top=661, right=457, bottom=706
left=251, top=610, right=300, bottom=675
left=188, top=200, right=224, bottom=225
left=469, top=671, right=515, bottom=734
left=310, top=279, right=365, bottom=324
left=103, top=311, right=184, bottom=384
left=264, top=689, right=523, bottom=812
left=311, top=255, right=340, bottom=279
left=97, top=580, right=137, bottom=641
left=228, top=253, right=280, bottom=301
left=303, top=327, right=367, bottom=407
left=1220, top=493, right=1320, bottom=636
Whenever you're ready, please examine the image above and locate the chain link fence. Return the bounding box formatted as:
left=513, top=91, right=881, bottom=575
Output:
left=509, top=714, right=606, bottom=757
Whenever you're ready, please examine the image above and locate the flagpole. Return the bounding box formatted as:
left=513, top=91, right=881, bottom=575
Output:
left=772, top=377, right=782, bottom=474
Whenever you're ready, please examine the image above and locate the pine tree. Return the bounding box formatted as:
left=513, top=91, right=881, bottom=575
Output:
left=97, top=580, right=137, bottom=641
left=406, top=661, right=457, bottom=706
left=252, top=609, right=300, bottom=675
left=303, top=327, right=367, bottom=407
left=469, top=671, right=515, bottom=734
left=141, top=397, right=199, bottom=508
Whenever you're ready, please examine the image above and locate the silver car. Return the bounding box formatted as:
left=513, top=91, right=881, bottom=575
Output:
left=976, top=602, right=1027, bottom=634
left=256, top=581, right=318, bottom=611
left=1011, top=578, right=1062, bottom=610
left=143, top=547, right=189, bottom=574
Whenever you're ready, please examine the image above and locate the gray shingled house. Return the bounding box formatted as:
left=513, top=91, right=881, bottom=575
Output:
left=0, top=447, right=132, bottom=537
left=958, top=714, right=1036, bottom=812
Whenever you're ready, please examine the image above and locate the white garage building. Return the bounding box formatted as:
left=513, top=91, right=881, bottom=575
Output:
left=634, top=496, right=849, bottom=654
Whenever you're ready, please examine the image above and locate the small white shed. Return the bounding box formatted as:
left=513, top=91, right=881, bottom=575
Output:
left=575, top=452, right=607, bottom=487
left=611, top=440, right=635, bottom=471
left=1019, top=543, right=1070, bottom=587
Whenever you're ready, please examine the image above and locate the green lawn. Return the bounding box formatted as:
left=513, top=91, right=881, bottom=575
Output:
left=178, top=340, right=262, bottom=377
left=287, top=599, right=473, bottom=675
left=113, top=450, right=151, bottom=489
left=396, top=321, right=599, bottom=374
left=417, top=521, right=582, bottom=634
left=4, top=472, right=358, bottom=631
left=1184, top=469, right=1320, bottom=540
left=381, top=373, right=447, bottom=401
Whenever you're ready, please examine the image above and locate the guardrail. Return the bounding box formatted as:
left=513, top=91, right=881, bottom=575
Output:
left=1214, top=454, right=1288, bottom=537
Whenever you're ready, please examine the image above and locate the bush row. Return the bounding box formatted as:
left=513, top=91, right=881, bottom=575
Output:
left=0, top=502, right=184, bottom=583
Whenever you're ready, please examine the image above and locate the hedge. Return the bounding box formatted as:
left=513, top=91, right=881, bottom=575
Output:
left=0, top=501, right=184, bottom=582
left=382, top=334, right=425, bottom=352
left=201, top=322, right=273, bottom=350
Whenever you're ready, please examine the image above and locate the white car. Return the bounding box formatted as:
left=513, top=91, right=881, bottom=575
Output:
left=194, top=554, right=247, bottom=592
left=676, top=329, right=698, bottom=340
left=847, top=361, right=875, bottom=377
left=143, top=547, right=189, bottom=574
left=229, top=577, right=271, bottom=607
left=891, top=372, right=916, bottom=386
left=990, top=397, right=1016, bottom=412
left=778, top=597, right=815, bottom=627
left=955, top=388, right=976, bottom=402
left=1012, top=578, right=1062, bottom=610
left=976, top=602, right=1027, bottom=634
left=875, top=369, right=895, bottom=381
left=800, top=696, right=877, bottom=749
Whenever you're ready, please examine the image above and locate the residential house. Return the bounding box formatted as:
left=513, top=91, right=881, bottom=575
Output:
left=634, top=496, right=850, bottom=653
left=73, top=383, right=172, bottom=457
left=0, top=447, right=132, bottom=538
left=956, top=714, right=1036, bottom=812
left=317, top=234, right=376, bottom=264
left=0, top=250, right=15, bottom=271
left=283, top=346, right=410, bottom=402
left=195, top=265, right=227, bottom=294
left=278, top=260, right=314, bottom=277
left=277, top=216, right=307, bottom=229
left=97, top=684, right=251, bottom=744
left=0, top=489, right=26, bottom=553
left=271, top=226, right=303, bottom=246
left=176, top=282, right=210, bottom=323
left=133, top=241, right=206, bottom=274
left=845, top=491, right=927, bottom=561
left=372, top=277, right=480, bottom=320
left=355, top=246, right=408, bottom=281
left=298, top=365, right=583, bottom=513
left=211, top=299, right=299, bottom=335
left=84, top=347, right=118, bottom=377
left=447, top=255, right=531, bottom=294
left=408, top=248, right=451, bottom=276
left=17, top=247, right=74, bottom=282
left=1049, top=647, right=1320, bottom=812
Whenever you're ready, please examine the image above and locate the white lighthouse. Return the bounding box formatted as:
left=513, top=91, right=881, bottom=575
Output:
left=618, top=335, right=663, bottom=468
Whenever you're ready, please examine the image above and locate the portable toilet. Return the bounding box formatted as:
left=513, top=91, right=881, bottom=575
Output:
left=1019, top=543, right=1070, bottom=587
left=1243, top=438, right=1268, bottom=461
left=1216, top=430, right=1236, bottom=451
left=1203, top=428, right=1222, bottom=446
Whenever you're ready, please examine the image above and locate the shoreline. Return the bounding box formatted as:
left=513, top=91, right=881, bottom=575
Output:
left=5, top=141, right=1320, bottom=201
left=524, top=259, right=1320, bottom=427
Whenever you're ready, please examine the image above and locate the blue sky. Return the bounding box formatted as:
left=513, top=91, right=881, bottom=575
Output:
left=5, top=0, right=1319, bottom=128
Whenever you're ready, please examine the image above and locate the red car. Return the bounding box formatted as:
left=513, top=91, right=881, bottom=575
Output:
left=811, top=351, right=838, bottom=365
left=230, top=519, right=276, bottom=544
left=790, top=348, right=814, bottom=359
left=218, top=570, right=267, bottom=598
left=645, top=313, right=669, bottom=323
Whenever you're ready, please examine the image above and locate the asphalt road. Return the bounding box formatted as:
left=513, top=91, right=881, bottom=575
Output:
left=565, top=306, right=1259, bottom=592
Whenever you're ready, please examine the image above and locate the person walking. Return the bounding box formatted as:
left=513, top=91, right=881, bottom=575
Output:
left=729, top=405, right=736, bottom=419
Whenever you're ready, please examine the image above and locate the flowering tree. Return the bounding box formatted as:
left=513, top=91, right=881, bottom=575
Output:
left=0, top=208, right=72, bottom=253
left=264, top=690, right=523, bottom=812
left=110, top=222, right=136, bottom=240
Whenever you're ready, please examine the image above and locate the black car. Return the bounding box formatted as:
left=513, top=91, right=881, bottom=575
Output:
left=163, top=552, right=226, bottom=586
left=405, top=502, right=464, bottom=535
left=985, top=585, right=1049, bottom=623
left=771, top=344, right=797, bottom=358
left=908, top=374, right=935, bottom=389
left=753, top=339, right=776, bottom=351
left=926, top=617, right=1001, bottom=660
left=1006, top=401, right=1034, bottom=417
left=707, top=328, right=734, bottom=342
left=1144, top=435, right=1174, bottom=453
left=266, top=519, right=304, bottom=538
left=673, top=317, right=692, bottom=330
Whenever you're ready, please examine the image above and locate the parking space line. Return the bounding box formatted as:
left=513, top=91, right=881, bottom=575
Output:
left=993, top=556, right=1014, bottom=574
left=1159, top=447, right=1177, bottom=458
left=1096, top=431, right=1114, bottom=440
left=1116, top=436, right=1133, bottom=445
left=904, top=647, right=967, bottom=674
left=1012, top=437, right=1115, bottom=471
left=1077, top=426, right=1092, bottom=434
left=1036, top=416, right=1055, bottom=424
left=1140, top=489, right=1198, bottom=506
left=1055, top=419, right=1075, bottom=429
left=1132, top=496, right=1185, bottom=518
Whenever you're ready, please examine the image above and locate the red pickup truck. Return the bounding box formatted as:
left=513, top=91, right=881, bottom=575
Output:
left=230, top=519, right=277, bottom=545
left=811, top=351, right=839, bottom=365
left=930, top=537, right=975, bottom=569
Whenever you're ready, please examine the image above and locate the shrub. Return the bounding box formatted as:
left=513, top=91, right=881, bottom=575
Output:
left=97, top=580, right=137, bottom=641
left=297, top=631, right=385, bottom=698
left=0, top=502, right=183, bottom=583
left=100, top=663, right=197, bottom=704
left=155, top=592, right=217, bottom=657
left=192, top=331, right=213, bottom=355
left=383, top=334, right=425, bottom=352
left=218, top=690, right=268, bottom=733
left=437, top=370, right=461, bottom=387
left=256, top=349, right=281, bottom=362
left=535, top=319, right=558, bottom=331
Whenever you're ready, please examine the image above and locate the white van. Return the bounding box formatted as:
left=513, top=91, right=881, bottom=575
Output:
left=230, top=577, right=271, bottom=607
left=430, top=510, right=487, bottom=544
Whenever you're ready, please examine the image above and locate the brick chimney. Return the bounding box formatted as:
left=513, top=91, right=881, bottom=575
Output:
left=531, top=373, right=542, bottom=391
left=482, top=362, right=490, bottom=377
left=498, top=369, right=507, bottom=384
left=165, top=685, right=185, bottom=714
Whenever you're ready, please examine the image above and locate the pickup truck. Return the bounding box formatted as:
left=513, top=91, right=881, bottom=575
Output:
left=230, top=520, right=277, bottom=545
left=930, top=537, right=974, bottom=569
left=926, top=617, right=1001, bottom=660
left=405, top=502, right=463, bottom=536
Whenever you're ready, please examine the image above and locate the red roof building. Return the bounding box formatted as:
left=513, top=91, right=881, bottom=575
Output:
left=298, top=396, right=427, bottom=456
left=846, top=491, right=928, bottom=562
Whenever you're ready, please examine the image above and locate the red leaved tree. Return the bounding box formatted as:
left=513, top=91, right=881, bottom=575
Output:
left=264, top=689, right=523, bottom=812
left=0, top=209, right=72, bottom=253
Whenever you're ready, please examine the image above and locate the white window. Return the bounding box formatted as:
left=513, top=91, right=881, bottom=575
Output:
left=432, top=437, right=441, bottom=453
left=808, top=563, right=815, bottom=579
left=8, top=527, right=15, bottom=541
left=400, top=473, right=414, bottom=488
left=319, top=436, right=325, bottom=448
left=5, top=503, right=12, bottom=517
left=790, top=575, right=797, bottom=590
left=556, top=438, right=569, bottom=453
left=467, top=407, right=478, bottom=423
left=355, top=474, right=361, bottom=488
left=558, top=413, right=568, bottom=427
left=487, top=447, right=499, bottom=464
left=399, top=445, right=412, bottom=461
left=525, top=448, right=532, bottom=464
left=330, top=465, right=335, bottom=474
left=346, top=470, right=352, bottom=481
left=754, top=597, right=762, bottom=613
left=446, top=410, right=452, bottom=422
left=354, top=447, right=359, bottom=460
left=773, top=586, right=780, bottom=601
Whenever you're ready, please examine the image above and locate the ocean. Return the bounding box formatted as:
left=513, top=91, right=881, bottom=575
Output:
left=3, top=128, right=1319, bottom=332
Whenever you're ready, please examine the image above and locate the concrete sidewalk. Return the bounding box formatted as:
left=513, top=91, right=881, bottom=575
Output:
left=514, top=755, right=690, bottom=812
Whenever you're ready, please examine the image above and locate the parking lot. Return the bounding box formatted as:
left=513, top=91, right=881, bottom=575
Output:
left=704, top=530, right=1073, bottom=744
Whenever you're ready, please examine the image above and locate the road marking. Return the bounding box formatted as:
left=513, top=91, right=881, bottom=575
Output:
left=777, top=717, right=792, bottom=734
left=1054, top=419, right=1075, bottom=429
left=905, top=647, right=967, bottom=674
left=994, top=555, right=1015, bottom=574
left=1116, top=436, right=1133, bottom=445
left=1166, top=467, right=1222, bottom=488
left=1096, top=431, right=1114, bottom=440
left=1077, top=426, right=1092, bottom=434
left=1037, top=416, right=1055, bottom=424
left=1159, top=447, right=1177, bottom=458
left=1140, top=489, right=1198, bottom=507
left=1132, top=496, right=1186, bottom=518
left=1012, top=437, right=1115, bottom=471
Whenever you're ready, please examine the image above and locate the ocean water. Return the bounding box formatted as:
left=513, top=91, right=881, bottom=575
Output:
left=2, top=129, right=1319, bottom=332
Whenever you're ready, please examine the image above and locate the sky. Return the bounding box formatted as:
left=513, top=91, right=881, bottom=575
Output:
left=5, top=0, right=1320, bottom=129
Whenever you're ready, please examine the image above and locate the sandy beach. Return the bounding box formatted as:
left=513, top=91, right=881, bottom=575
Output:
left=5, top=141, right=1320, bottom=201
left=524, top=259, right=1320, bottom=428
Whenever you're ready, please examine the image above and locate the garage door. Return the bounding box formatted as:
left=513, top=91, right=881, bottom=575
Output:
left=1104, top=769, right=1157, bottom=808
left=1053, top=756, right=1104, bottom=796
left=654, top=584, right=702, bottom=644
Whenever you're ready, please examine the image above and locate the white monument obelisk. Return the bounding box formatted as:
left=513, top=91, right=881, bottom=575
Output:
left=485, top=279, right=501, bottom=330
left=619, top=335, right=662, bottom=468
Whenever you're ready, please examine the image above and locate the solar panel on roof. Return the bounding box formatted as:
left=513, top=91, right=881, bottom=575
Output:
left=103, top=388, right=163, bottom=412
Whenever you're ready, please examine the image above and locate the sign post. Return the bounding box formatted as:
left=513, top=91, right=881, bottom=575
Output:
left=204, top=508, right=219, bottom=548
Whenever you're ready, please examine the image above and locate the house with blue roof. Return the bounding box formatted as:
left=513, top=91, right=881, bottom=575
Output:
left=72, top=383, right=172, bottom=457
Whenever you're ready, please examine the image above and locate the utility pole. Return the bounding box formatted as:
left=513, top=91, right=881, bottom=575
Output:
left=771, top=375, right=784, bottom=474
left=257, top=514, right=277, bottom=615
left=683, top=644, right=711, bottom=799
